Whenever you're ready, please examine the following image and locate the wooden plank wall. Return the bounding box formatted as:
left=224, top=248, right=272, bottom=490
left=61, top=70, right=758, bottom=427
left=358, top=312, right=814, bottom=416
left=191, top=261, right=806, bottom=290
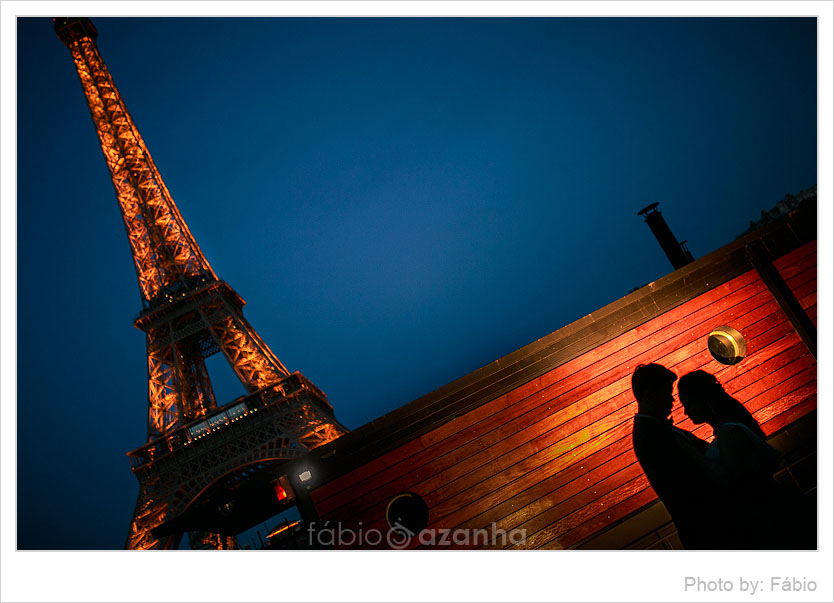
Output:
left=309, top=258, right=817, bottom=549
left=773, top=241, right=817, bottom=326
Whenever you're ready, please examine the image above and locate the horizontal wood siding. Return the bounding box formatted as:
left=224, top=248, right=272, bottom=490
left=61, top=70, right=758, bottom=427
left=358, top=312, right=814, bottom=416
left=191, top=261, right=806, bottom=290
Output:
left=773, top=241, right=817, bottom=326
left=310, top=259, right=817, bottom=549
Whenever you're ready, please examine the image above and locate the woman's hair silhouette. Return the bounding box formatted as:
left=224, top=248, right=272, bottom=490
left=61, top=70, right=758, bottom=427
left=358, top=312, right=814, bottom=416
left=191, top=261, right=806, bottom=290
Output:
left=677, top=370, right=765, bottom=439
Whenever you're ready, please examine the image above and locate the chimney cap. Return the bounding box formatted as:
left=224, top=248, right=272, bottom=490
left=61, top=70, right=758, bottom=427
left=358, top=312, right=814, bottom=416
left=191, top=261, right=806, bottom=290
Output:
left=637, top=202, right=660, bottom=216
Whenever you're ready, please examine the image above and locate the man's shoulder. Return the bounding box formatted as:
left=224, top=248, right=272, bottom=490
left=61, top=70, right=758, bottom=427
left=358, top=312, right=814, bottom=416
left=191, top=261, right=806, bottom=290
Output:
left=633, top=415, right=707, bottom=451
left=632, top=414, right=670, bottom=432
left=632, top=414, right=671, bottom=447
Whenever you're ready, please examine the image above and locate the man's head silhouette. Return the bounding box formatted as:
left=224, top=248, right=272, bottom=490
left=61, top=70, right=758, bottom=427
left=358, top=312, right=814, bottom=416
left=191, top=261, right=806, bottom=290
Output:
left=632, top=363, right=677, bottom=419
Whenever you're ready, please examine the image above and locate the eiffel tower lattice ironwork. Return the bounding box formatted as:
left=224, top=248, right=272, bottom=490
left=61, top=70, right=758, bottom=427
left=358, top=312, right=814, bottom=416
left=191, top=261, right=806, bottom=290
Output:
left=55, top=17, right=347, bottom=550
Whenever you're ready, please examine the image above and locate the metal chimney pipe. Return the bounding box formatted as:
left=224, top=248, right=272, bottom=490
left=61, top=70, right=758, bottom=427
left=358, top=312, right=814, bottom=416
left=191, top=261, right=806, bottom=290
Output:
left=637, top=202, right=694, bottom=270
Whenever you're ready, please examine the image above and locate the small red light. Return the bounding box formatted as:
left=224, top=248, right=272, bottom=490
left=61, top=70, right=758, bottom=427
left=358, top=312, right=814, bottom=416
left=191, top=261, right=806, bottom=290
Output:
left=274, top=484, right=288, bottom=501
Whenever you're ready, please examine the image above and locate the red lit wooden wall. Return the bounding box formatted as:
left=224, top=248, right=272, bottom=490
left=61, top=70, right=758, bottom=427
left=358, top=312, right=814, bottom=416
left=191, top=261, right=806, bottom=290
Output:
left=774, top=241, right=817, bottom=327
left=296, top=203, right=816, bottom=550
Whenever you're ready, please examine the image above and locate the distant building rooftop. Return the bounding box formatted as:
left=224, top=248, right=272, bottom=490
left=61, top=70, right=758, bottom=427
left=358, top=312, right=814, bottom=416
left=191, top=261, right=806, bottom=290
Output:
left=739, top=186, right=817, bottom=237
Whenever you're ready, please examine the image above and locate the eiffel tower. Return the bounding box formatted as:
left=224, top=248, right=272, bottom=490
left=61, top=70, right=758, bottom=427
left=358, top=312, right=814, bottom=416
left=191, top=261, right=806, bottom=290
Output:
left=54, top=17, right=347, bottom=550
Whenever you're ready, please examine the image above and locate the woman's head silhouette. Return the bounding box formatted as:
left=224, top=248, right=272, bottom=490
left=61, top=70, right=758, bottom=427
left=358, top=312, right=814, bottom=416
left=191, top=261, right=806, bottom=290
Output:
left=678, top=370, right=765, bottom=438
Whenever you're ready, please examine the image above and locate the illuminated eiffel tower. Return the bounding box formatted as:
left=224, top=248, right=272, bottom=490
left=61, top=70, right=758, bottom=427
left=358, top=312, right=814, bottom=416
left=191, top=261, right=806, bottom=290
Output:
left=55, top=17, right=347, bottom=550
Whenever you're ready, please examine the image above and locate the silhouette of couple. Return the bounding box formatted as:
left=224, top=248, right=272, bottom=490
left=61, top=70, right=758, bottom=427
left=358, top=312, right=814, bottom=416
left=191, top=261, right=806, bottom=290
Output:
left=631, top=363, right=810, bottom=549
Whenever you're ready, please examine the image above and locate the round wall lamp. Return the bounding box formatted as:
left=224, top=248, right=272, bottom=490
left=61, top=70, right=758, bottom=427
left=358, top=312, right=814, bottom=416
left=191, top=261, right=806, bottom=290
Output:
left=708, top=325, right=747, bottom=365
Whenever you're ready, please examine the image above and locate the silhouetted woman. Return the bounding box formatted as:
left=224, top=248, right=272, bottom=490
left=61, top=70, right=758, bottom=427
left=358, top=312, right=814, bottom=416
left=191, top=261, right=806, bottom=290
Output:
left=678, top=370, right=803, bottom=549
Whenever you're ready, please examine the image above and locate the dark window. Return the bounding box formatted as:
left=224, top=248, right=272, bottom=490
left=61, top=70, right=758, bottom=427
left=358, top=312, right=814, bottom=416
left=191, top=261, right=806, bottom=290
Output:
left=386, top=492, right=429, bottom=536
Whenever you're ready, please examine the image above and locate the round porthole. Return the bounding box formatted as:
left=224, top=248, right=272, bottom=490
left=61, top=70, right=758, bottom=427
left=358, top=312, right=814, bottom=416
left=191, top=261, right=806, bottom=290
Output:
left=385, top=492, right=429, bottom=536
left=708, top=326, right=747, bottom=365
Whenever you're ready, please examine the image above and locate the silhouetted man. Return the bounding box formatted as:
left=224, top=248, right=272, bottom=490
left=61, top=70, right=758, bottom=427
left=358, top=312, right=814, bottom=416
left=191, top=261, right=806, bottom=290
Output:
left=631, top=363, right=733, bottom=549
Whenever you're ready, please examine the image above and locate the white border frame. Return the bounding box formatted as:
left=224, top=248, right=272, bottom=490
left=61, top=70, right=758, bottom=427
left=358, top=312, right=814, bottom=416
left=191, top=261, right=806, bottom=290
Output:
left=2, top=3, right=831, bottom=602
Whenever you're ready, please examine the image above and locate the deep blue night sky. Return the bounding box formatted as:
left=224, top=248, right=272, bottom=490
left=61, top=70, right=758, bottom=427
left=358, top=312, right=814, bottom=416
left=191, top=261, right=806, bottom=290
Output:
left=17, top=17, right=816, bottom=549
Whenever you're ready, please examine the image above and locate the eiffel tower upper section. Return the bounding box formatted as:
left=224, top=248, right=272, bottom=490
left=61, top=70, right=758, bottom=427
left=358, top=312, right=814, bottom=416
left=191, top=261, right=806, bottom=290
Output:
left=55, top=17, right=216, bottom=308
left=54, top=17, right=345, bottom=444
